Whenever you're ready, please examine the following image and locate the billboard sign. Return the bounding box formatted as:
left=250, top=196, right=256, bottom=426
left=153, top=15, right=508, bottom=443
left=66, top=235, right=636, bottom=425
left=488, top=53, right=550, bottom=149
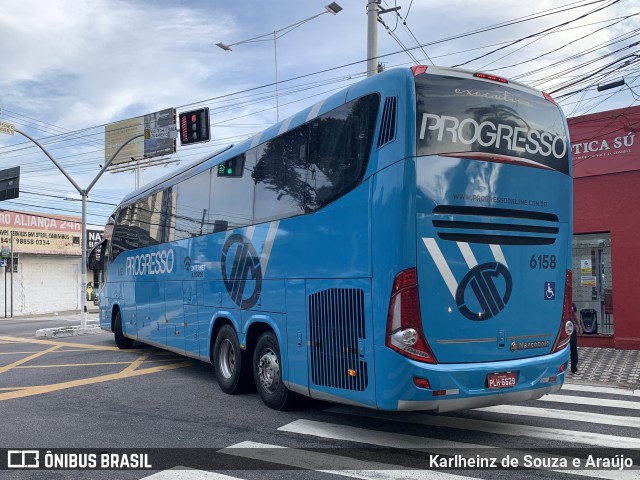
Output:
left=105, top=108, right=176, bottom=166
left=568, top=106, right=640, bottom=178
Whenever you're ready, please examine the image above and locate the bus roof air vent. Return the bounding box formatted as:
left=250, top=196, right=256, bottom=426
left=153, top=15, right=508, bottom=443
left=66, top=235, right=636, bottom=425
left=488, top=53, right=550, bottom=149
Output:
left=377, top=96, right=397, bottom=149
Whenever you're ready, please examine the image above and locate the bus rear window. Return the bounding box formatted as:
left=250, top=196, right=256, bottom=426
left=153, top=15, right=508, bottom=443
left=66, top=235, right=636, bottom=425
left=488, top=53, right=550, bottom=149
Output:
left=416, top=74, right=569, bottom=174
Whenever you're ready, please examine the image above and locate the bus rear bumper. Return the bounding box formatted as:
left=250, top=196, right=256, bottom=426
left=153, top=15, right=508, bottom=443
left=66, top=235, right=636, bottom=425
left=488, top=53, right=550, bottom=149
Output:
left=375, top=346, right=569, bottom=413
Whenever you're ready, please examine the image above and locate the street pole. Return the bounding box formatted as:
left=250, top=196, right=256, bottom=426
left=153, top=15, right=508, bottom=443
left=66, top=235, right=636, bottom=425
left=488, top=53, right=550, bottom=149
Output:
left=14, top=128, right=143, bottom=328
left=367, top=0, right=379, bottom=76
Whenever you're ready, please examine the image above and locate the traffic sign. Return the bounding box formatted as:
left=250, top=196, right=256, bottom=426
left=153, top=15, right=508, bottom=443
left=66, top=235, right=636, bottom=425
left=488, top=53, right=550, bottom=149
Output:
left=0, top=121, right=15, bottom=136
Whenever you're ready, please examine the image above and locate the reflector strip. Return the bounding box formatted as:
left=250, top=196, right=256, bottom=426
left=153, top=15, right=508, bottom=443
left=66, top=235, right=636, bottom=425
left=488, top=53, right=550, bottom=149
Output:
left=432, top=388, right=460, bottom=396
left=423, top=237, right=458, bottom=298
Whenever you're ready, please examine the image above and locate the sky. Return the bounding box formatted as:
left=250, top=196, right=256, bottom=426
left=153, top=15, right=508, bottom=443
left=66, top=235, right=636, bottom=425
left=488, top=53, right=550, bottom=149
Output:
left=0, top=0, right=638, bottom=227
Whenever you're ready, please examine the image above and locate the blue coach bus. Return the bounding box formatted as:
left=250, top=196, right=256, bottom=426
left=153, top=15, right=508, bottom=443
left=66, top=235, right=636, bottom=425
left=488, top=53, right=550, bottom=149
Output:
left=91, top=66, right=574, bottom=412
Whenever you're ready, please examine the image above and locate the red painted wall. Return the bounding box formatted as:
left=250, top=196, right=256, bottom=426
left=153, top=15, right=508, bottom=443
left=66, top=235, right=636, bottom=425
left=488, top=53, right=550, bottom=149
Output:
left=573, top=170, right=640, bottom=349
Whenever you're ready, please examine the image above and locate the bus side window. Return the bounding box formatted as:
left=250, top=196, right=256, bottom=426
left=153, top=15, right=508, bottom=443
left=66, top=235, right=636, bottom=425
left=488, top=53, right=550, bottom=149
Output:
left=307, top=93, right=379, bottom=210
left=253, top=125, right=308, bottom=223
left=174, top=170, right=212, bottom=240
left=210, top=152, right=254, bottom=230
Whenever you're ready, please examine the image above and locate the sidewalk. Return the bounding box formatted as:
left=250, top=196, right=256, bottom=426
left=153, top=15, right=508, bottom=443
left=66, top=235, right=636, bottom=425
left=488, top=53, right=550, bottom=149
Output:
left=566, top=346, right=640, bottom=389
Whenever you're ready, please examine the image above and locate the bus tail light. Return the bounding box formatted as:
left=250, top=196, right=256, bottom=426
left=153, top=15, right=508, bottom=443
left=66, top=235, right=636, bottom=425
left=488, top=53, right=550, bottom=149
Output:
left=386, top=268, right=438, bottom=364
left=473, top=72, right=508, bottom=84
left=551, top=270, right=574, bottom=353
left=411, top=65, right=428, bottom=76
left=543, top=92, right=558, bottom=105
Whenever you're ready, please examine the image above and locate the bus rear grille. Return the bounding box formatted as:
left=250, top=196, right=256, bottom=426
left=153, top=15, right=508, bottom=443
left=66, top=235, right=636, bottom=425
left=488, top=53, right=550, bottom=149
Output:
left=432, top=205, right=560, bottom=245
left=309, top=288, right=368, bottom=391
left=377, top=96, right=397, bottom=148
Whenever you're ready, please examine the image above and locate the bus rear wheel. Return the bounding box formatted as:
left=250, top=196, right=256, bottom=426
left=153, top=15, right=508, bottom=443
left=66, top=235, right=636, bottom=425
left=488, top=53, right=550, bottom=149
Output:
left=253, top=331, right=296, bottom=410
left=113, top=311, right=134, bottom=349
left=213, top=324, right=250, bottom=394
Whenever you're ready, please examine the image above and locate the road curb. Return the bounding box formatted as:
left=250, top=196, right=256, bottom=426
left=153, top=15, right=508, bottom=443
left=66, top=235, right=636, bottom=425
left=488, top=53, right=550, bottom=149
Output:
left=35, top=324, right=105, bottom=338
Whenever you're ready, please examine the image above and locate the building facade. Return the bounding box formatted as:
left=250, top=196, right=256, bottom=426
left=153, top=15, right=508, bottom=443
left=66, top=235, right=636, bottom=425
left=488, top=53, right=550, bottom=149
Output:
left=0, top=210, right=102, bottom=316
left=568, top=106, right=640, bottom=349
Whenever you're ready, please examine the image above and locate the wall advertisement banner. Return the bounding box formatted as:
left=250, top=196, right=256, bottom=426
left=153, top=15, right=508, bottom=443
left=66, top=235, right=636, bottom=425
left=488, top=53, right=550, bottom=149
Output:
left=0, top=211, right=82, bottom=255
left=568, top=105, right=640, bottom=178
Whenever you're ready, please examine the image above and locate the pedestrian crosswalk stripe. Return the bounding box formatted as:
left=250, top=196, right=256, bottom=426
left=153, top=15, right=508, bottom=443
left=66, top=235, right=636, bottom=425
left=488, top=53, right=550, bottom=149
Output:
left=475, top=404, right=640, bottom=429
left=541, top=393, right=640, bottom=410
left=221, top=441, right=481, bottom=480
left=562, top=383, right=640, bottom=397
left=140, top=468, right=244, bottom=479
left=324, top=406, right=640, bottom=450
left=277, top=419, right=637, bottom=480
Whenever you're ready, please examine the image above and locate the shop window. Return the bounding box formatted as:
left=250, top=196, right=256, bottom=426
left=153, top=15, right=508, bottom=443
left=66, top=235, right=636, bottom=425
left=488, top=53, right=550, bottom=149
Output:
left=572, top=233, right=613, bottom=335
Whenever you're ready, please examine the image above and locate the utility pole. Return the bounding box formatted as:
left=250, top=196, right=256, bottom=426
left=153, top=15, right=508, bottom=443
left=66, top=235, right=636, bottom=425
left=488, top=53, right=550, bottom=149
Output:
left=367, top=0, right=379, bottom=77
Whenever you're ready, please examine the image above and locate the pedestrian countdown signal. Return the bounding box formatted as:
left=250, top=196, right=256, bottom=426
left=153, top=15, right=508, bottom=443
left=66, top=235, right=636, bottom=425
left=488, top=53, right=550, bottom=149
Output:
left=179, top=108, right=210, bottom=145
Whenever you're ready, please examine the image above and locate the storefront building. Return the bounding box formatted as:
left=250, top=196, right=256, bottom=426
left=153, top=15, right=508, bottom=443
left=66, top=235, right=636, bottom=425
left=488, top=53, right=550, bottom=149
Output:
left=568, top=105, right=640, bottom=349
left=0, top=210, right=102, bottom=316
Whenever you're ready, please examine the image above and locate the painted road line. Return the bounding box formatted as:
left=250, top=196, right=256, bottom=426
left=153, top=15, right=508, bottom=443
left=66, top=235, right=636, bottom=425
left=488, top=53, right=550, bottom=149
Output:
left=0, top=335, right=127, bottom=351
left=121, top=351, right=152, bottom=373
left=14, top=358, right=178, bottom=369
left=280, top=419, right=638, bottom=480
left=561, top=383, right=640, bottom=397
left=325, top=406, right=640, bottom=450
left=475, top=404, right=640, bottom=429
left=0, top=345, right=60, bottom=374
left=0, top=350, right=47, bottom=355
left=221, top=441, right=479, bottom=480
left=141, top=468, right=245, bottom=480
left=0, top=360, right=191, bottom=401
left=541, top=394, right=640, bottom=410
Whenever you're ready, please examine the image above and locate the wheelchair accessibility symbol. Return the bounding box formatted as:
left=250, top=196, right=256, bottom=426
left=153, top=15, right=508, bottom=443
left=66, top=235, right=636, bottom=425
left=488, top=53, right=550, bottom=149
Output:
left=544, top=282, right=556, bottom=300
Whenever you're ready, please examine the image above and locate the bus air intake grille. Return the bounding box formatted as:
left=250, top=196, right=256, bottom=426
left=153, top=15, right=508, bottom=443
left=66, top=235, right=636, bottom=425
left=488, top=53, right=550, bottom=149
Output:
left=432, top=205, right=559, bottom=245
left=377, top=96, right=397, bottom=148
left=309, top=288, right=368, bottom=391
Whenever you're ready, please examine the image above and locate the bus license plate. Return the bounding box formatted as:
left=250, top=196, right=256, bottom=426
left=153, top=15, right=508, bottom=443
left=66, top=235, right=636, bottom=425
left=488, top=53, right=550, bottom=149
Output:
left=487, top=372, right=517, bottom=389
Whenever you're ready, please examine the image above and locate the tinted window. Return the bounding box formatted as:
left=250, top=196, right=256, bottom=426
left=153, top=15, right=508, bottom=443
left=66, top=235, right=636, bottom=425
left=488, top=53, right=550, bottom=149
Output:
left=415, top=74, right=569, bottom=174
left=110, top=206, right=137, bottom=261
left=210, top=153, right=254, bottom=230
left=307, top=94, right=379, bottom=209
left=253, top=125, right=308, bottom=222
left=174, top=170, right=211, bottom=240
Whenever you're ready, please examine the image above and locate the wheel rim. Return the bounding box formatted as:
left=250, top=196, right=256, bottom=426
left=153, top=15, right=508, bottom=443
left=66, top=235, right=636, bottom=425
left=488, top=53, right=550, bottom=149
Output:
left=218, top=339, right=235, bottom=380
left=257, top=348, right=280, bottom=393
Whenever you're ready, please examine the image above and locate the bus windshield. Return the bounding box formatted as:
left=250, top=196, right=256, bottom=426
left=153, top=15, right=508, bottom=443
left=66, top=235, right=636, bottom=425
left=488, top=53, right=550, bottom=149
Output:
left=416, top=73, right=569, bottom=174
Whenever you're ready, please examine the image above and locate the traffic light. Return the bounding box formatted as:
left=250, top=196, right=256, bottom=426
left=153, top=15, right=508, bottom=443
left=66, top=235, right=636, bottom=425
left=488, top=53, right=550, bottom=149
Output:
left=179, top=108, right=210, bottom=145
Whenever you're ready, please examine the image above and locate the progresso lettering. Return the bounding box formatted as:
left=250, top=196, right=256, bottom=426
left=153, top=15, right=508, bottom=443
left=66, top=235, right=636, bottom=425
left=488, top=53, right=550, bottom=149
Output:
left=125, top=249, right=175, bottom=276
left=419, top=113, right=567, bottom=160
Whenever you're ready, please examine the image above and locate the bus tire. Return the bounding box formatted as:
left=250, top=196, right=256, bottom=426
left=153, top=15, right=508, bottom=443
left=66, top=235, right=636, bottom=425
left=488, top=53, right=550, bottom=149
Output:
left=213, top=324, right=250, bottom=394
left=114, top=311, right=134, bottom=349
left=253, top=331, right=296, bottom=410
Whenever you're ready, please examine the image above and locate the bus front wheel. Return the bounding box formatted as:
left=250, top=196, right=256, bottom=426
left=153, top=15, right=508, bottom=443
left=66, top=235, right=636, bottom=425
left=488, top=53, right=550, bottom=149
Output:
left=213, top=324, right=250, bottom=394
left=113, top=311, right=134, bottom=349
left=253, top=331, right=296, bottom=410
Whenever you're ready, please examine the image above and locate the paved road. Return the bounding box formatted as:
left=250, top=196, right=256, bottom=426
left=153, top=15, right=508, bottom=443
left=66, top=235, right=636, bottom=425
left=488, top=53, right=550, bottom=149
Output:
left=1, top=316, right=638, bottom=479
